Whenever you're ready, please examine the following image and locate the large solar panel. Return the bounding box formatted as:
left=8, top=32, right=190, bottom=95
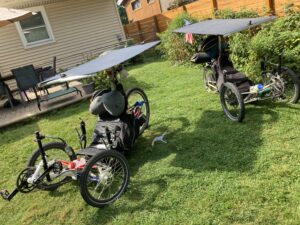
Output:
left=39, top=41, right=160, bottom=87
left=174, top=17, right=276, bottom=36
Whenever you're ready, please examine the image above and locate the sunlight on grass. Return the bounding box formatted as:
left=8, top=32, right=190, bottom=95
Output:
left=1, top=58, right=300, bottom=224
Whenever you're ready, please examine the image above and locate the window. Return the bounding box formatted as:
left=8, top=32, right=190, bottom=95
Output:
left=147, top=0, right=154, bottom=4
left=131, top=0, right=141, bottom=11
left=16, top=6, right=55, bottom=48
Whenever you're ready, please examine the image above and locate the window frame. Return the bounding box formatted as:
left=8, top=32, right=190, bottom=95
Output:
left=15, top=6, right=55, bottom=49
left=131, top=0, right=142, bottom=11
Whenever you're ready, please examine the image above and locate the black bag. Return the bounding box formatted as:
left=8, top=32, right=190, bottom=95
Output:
left=91, top=114, right=141, bottom=151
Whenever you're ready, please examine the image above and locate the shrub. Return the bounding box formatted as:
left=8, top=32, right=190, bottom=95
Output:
left=216, top=8, right=300, bottom=81
left=250, top=10, right=300, bottom=76
left=214, top=8, right=260, bottom=19
left=157, top=13, right=202, bottom=64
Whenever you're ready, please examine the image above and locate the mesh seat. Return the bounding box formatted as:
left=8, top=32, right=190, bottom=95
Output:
left=218, top=53, right=251, bottom=93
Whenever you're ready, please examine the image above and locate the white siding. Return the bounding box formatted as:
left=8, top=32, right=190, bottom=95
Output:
left=0, top=0, right=125, bottom=80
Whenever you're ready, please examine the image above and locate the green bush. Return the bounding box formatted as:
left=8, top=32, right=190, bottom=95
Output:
left=157, top=13, right=202, bottom=64
left=159, top=9, right=300, bottom=80
left=217, top=9, right=300, bottom=81
left=214, top=8, right=260, bottom=19
left=250, top=10, right=300, bottom=76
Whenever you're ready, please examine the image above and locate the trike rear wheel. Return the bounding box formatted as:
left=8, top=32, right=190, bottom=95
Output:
left=79, top=150, right=130, bottom=208
left=126, top=87, right=150, bottom=135
left=278, top=67, right=300, bottom=103
left=220, top=82, right=245, bottom=122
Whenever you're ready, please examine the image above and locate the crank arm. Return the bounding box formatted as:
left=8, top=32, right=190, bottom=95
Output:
left=0, top=188, right=19, bottom=201
left=34, top=164, right=55, bottom=185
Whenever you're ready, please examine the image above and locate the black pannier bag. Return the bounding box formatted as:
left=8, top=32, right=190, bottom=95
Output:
left=91, top=113, right=143, bottom=151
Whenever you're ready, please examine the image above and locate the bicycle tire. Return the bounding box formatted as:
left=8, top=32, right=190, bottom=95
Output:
left=79, top=150, right=130, bottom=208
left=27, top=142, right=76, bottom=191
left=220, top=82, right=245, bottom=122
left=126, top=87, right=150, bottom=135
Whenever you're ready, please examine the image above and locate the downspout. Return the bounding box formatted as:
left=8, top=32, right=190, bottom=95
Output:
left=113, top=0, right=127, bottom=42
left=158, top=0, right=163, bottom=13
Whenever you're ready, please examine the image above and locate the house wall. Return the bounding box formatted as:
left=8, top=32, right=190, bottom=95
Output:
left=159, top=0, right=175, bottom=11
left=0, top=0, right=125, bottom=78
left=125, top=0, right=162, bottom=22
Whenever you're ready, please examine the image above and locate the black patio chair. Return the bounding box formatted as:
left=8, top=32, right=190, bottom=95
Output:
left=11, top=65, right=41, bottom=110
left=0, top=81, right=13, bottom=108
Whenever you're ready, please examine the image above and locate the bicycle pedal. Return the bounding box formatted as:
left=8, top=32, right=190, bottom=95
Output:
left=0, top=189, right=10, bottom=200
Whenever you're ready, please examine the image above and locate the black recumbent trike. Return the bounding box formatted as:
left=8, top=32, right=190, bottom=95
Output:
left=0, top=66, right=150, bottom=208
left=175, top=17, right=300, bottom=122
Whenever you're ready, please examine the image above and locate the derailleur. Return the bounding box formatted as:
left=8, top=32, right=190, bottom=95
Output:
left=270, top=75, right=285, bottom=98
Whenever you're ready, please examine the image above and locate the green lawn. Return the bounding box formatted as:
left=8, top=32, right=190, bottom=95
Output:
left=1, top=59, right=300, bottom=225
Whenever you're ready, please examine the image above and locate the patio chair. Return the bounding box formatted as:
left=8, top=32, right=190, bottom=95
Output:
left=11, top=65, right=41, bottom=109
left=12, top=64, right=82, bottom=111
left=37, top=56, right=57, bottom=82
left=0, top=81, right=13, bottom=108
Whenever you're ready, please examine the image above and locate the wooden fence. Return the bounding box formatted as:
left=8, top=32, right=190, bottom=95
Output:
left=123, top=0, right=300, bottom=43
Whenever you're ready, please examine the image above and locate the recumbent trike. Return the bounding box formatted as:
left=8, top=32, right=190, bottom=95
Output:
left=0, top=66, right=150, bottom=208
left=175, top=17, right=300, bottom=122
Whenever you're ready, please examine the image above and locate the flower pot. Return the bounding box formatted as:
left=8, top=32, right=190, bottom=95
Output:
left=82, top=82, right=95, bottom=95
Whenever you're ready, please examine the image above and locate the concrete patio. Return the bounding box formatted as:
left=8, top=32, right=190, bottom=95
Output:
left=0, top=82, right=91, bottom=129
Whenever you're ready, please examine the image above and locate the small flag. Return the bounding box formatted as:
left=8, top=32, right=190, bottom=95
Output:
left=185, top=32, right=194, bottom=44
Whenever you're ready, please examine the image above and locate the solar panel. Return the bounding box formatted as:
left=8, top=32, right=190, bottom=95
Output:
left=39, top=41, right=160, bottom=87
left=173, top=17, right=276, bottom=36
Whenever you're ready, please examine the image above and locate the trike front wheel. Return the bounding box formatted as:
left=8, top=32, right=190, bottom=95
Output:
left=79, top=150, right=130, bottom=208
left=27, top=142, right=76, bottom=191
left=220, top=82, right=245, bottom=122
left=203, top=67, right=217, bottom=92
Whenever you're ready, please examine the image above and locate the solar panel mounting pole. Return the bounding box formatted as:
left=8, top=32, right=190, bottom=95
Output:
left=108, top=68, right=117, bottom=91
left=217, top=35, right=224, bottom=90
left=218, top=35, right=222, bottom=54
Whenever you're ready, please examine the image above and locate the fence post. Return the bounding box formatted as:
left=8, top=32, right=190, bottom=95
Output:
left=136, top=21, right=143, bottom=42
left=123, top=25, right=128, bottom=39
left=153, top=15, right=160, bottom=33
left=265, top=0, right=276, bottom=15
left=212, top=0, right=218, bottom=11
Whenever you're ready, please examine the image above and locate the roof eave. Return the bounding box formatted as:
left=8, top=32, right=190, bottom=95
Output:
left=0, top=0, right=69, bottom=9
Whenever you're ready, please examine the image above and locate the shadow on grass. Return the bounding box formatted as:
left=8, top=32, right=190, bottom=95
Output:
left=146, top=107, right=278, bottom=172
left=169, top=108, right=278, bottom=172
left=83, top=106, right=279, bottom=224
left=83, top=174, right=178, bottom=224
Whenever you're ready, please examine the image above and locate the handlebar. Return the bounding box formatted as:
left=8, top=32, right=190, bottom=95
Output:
left=80, top=119, right=86, bottom=136
left=77, top=118, right=87, bottom=149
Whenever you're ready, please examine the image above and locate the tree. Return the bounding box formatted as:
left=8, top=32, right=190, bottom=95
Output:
left=117, top=4, right=128, bottom=25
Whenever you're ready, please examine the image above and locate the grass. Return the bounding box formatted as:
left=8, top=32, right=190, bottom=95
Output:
left=1, top=58, right=300, bottom=225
